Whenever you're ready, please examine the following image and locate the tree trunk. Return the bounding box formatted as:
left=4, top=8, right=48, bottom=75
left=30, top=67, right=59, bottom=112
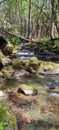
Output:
left=20, top=0, right=23, bottom=35
left=51, top=0, right=59, bottom=38
left=28, top=0, right=32, bottom=40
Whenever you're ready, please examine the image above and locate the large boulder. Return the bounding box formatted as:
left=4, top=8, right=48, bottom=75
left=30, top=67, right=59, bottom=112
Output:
left=12, top=57, right=40, bottom=72
left=17, top=84, right=38, bottom=96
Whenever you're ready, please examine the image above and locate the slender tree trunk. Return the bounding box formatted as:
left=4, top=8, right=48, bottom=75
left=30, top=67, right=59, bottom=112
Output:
left=51, top=0, right=59, bottom=38
left=20, top=0, right=22, bottom=35
left=28, top=0, right=32, bottom=40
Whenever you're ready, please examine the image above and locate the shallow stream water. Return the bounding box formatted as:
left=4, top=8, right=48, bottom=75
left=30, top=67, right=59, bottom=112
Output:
left=0, top=43, right=59, bottom=130
left=0, top=73, right=59, bottom=130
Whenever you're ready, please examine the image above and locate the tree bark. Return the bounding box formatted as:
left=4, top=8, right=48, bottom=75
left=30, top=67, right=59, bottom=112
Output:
left=28, top=0, right=32, bottom=40
left=51, top=0, right=59, bottom=38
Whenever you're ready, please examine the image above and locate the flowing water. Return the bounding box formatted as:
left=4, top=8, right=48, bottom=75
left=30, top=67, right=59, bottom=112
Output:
left=0, top=43, right=59, bottom=130
left=1, top=74, right=59, bottom=130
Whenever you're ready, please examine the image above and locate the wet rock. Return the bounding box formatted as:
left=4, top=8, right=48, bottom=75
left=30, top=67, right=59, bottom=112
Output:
left=17, top=84, right=38, bottom=96
left=38, top=68, right=59, bottom=75
left=12, top=70, right=29, bottom=77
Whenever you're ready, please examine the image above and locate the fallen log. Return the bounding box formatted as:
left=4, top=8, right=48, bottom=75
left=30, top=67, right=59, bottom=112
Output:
left=0, top=28, right=38, bottom=43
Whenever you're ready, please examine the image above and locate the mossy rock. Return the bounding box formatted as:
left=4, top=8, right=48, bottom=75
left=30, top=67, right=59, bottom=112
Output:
left=21, top=60, right=30, bottom=69
left=29, top=57, right=39, bottom=69
left=18, top=84, right=32, bottom=90
left=12, top=57, right=40, bottom=71
left=12, top=59, right=30, bottom=70
left=38, top=61, right=59, bottom=71
left=2, top=66, right=14, bottom=78
left=12, top=59, right=22, bottom=69
left=30, top=57, right=39, bottom=64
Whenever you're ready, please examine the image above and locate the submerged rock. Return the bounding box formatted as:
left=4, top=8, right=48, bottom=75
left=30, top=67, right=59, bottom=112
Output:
left=17, top=84, right=38, bottom=96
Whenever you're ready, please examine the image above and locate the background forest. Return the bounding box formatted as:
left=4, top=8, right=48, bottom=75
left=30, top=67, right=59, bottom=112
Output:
left=0, top=0, right=59, bottom=39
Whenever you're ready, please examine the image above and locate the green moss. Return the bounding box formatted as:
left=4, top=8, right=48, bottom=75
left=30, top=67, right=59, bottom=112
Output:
left=19, top=84, right=32, bottom=90
left=38, top=61, right=59, bottom=71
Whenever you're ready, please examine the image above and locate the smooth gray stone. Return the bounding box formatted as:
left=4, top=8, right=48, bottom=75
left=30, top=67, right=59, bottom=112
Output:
left=17, top=88, right=38, bottom=96
left=38, top=69, right=59, bottom=75
left=12, top=70, right=29, bottom=77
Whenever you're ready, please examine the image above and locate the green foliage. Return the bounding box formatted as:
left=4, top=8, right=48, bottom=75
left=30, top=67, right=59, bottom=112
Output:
left=0, top=0, right=58, bottom=39
left=8, top=37, right=20, bottom=43
left=0, top=103, right=16, bottom=130
left=0, top=104, right=8, bottom=130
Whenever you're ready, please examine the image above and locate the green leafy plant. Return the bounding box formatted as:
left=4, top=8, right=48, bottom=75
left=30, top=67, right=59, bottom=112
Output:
left=0, top=105, right=8, bottom=130
left=0, top=103, right=16, bottom=130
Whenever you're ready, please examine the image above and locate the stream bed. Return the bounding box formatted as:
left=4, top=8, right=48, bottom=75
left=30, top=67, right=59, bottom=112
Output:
left=0, top=73, right=59, bottom=130
left=0, top=43, right=59, bottom=130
